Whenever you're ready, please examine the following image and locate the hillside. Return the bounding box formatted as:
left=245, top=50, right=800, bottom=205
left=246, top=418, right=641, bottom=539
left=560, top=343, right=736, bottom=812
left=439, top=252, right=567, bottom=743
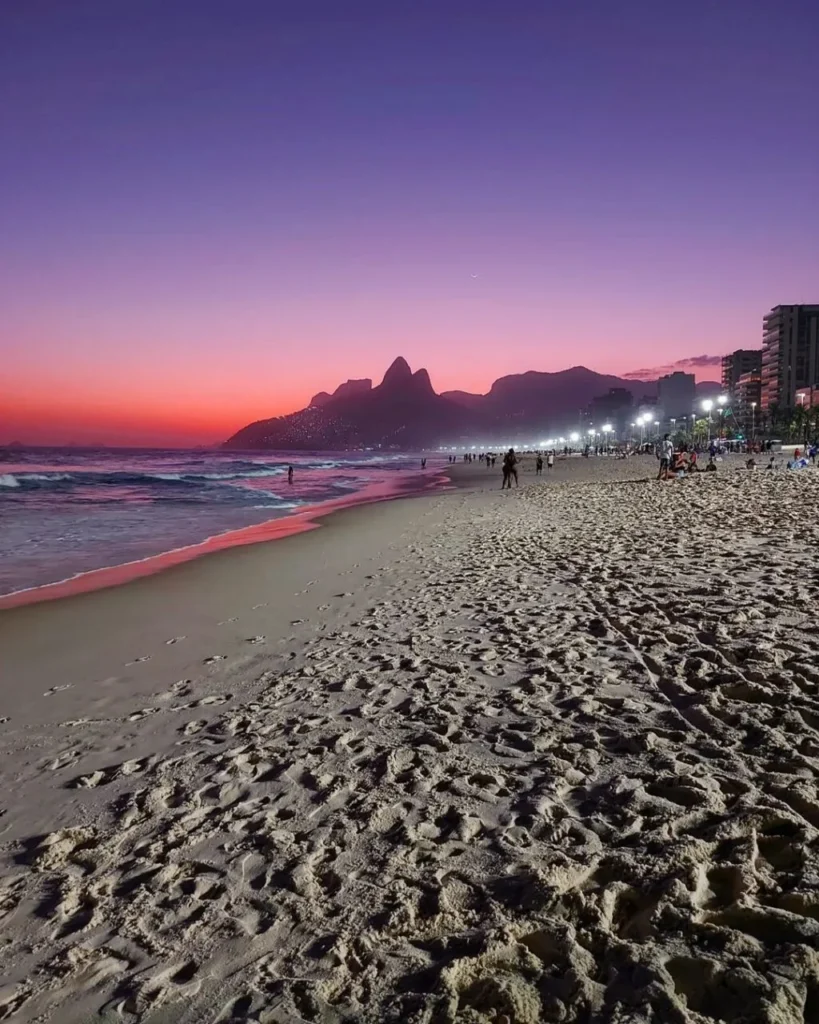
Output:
left=225, top=361, right=720, bottom=450
left=224, top=358, right=482, bottom=450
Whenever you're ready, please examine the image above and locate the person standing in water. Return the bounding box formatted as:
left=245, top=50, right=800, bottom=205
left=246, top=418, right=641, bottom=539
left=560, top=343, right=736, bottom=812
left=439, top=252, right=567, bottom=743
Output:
left=288, top=465, right=294, bottom=485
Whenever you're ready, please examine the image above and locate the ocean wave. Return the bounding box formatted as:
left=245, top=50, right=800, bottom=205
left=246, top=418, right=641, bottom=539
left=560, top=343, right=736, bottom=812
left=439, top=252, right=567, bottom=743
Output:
left=251, top=502, right=303, bottom=509
left=0, top=468, right=288, bottom=490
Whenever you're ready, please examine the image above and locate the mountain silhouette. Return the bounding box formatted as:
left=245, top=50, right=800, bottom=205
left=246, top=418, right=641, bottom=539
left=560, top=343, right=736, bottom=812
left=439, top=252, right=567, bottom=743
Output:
left=310, top=378, right=372, bottom=408
left=225, top=358, right=481, bottom=450
left=443, top=366, right=660, bottom=421
left=224, top=359, right=719, bottom=450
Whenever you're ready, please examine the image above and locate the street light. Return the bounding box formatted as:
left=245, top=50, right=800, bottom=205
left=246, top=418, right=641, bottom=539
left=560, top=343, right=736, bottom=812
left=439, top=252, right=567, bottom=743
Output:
left=569, top=431, right=579, bottom=444
left=701, top=399, right=714, bottom=443
left=715, top=394, right=728, bottom=440
left=637, top=412, right=654, bottom=445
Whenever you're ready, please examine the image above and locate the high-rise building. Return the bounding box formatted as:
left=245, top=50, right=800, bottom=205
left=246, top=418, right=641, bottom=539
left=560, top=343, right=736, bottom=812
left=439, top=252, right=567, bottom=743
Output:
left=721, top=349, right=761, bottom=397
left=735, top=371, right=761, bottom=434
left=761, top=305, right=819, bottom=411
left=657, top=371, right=696, bottom=418
left=586, top=387, right=633, bottom=434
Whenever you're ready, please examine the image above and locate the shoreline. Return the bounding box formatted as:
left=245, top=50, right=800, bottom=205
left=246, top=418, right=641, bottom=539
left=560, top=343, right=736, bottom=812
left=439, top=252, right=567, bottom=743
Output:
left=0, top=468, right=450, bottom=611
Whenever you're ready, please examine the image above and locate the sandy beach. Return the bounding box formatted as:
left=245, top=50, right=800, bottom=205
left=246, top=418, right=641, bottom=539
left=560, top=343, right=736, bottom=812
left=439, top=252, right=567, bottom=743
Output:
left=3, top=454, right=819, bottom=1024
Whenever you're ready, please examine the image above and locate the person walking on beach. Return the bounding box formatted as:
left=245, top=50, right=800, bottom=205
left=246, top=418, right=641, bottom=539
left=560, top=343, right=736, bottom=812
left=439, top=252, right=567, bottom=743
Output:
left=658, top=434, right=673, bottom=480
left=502, top=448, right=519, bottom=489
left=288, top=465, right=294, bottom=485
left=421, top=458, right=426, bottom=469
left=536, top=454, right=543, bottom=475
left=547, top=451, right=554, bottom=470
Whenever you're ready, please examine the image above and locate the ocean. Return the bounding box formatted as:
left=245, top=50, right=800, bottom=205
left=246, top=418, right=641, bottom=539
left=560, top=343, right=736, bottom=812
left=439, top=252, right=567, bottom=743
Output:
left=0, top=448, right=440, bottom=600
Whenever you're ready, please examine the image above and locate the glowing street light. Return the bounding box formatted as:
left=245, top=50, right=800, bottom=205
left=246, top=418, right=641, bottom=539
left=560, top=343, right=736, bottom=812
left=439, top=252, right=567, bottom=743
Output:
left=713, top=394, right=728, bottom=438
left=701, top=399, right=714, bottom=443
left=750, top=400, right=756, bottom=441
left=569, top=431, right=580, bottom=444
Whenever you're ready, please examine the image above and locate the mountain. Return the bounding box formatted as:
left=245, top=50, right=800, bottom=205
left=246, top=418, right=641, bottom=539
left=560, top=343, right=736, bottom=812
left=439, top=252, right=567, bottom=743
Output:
left=224, top=358, right=482, bottom=450
left=310, top=378, right=372, bottom=409
left=225, top=360, right=712, bottom=450
left=440, top=390, right=487, bottom=411
left=443, top=367, right=657, bottom=421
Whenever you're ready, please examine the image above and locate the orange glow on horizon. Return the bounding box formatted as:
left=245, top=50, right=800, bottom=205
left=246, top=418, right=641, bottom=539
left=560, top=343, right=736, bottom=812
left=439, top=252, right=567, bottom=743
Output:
left=3, top=356, right=722, bottom=448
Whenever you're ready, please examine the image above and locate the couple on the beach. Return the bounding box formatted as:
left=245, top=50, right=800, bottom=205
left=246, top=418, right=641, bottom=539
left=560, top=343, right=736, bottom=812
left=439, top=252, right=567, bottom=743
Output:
left=502, top=448, right=519, bottom=489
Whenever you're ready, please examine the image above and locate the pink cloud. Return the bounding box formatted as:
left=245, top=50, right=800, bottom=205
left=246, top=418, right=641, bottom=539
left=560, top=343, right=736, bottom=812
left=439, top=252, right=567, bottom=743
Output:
left=623, top=354, right=723, bottom=381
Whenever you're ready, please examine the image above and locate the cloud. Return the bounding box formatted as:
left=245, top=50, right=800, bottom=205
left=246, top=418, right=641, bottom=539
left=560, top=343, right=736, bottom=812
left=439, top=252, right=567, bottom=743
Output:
left=623, top=354, right=723, bottom=381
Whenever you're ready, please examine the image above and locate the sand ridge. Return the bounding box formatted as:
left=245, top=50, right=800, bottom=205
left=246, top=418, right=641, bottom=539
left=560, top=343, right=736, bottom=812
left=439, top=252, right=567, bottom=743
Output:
left=2, top=459, right=819, bottom=1022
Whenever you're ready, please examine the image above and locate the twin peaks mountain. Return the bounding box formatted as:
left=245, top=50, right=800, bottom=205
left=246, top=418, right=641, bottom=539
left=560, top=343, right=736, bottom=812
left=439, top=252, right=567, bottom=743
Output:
left=225, top=358, right=477, bottom=450
left=224, top=357, right=701, bottom=450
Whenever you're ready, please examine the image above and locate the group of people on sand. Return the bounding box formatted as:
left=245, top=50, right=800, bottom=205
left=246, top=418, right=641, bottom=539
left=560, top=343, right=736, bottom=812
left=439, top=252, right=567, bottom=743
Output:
left=534, top=452, right=555, bottom=475
left=657, top=435, right=716, bottom=480
left=658, top=434, right=819, bottom=481
left=500, top=448, right=555, bottom=488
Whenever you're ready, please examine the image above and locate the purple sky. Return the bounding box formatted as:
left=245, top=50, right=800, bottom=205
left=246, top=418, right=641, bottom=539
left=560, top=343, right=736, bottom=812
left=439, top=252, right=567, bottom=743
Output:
left=2, top=0, right=818, bottom=444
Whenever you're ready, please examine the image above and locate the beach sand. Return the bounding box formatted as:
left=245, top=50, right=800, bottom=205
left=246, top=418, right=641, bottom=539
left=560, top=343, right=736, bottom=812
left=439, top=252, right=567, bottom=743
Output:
left=3, top=455, right=819, bottom=1023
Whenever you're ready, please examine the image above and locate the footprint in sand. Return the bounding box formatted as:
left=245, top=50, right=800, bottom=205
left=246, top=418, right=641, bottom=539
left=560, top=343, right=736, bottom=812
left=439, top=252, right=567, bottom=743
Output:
left=48, top=750, right=80, bottom=771
left=179, top=719, right=208, bottom=736
left=218, top=617, right=238, bottom=626
left=204, top=655, right=227, bottom=664
left=44, top=685, right=72, bottom=697
left=165, top=637, right=186, bottom=645
left=68, top=756, right=155, bottom=789
left=246, top=636, right=266, bottom=645
left=128, top=707, right=162, bottom=722
left=252, top=603, right=267, bottom=610
left=126, top=656, right=151, bottom=665
left=174, top=694, right=233, bottom=710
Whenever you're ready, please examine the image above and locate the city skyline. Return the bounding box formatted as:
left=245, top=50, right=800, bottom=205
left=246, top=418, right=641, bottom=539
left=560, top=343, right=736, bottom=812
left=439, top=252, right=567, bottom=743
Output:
left=3, top=0, right=818, bottom=446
